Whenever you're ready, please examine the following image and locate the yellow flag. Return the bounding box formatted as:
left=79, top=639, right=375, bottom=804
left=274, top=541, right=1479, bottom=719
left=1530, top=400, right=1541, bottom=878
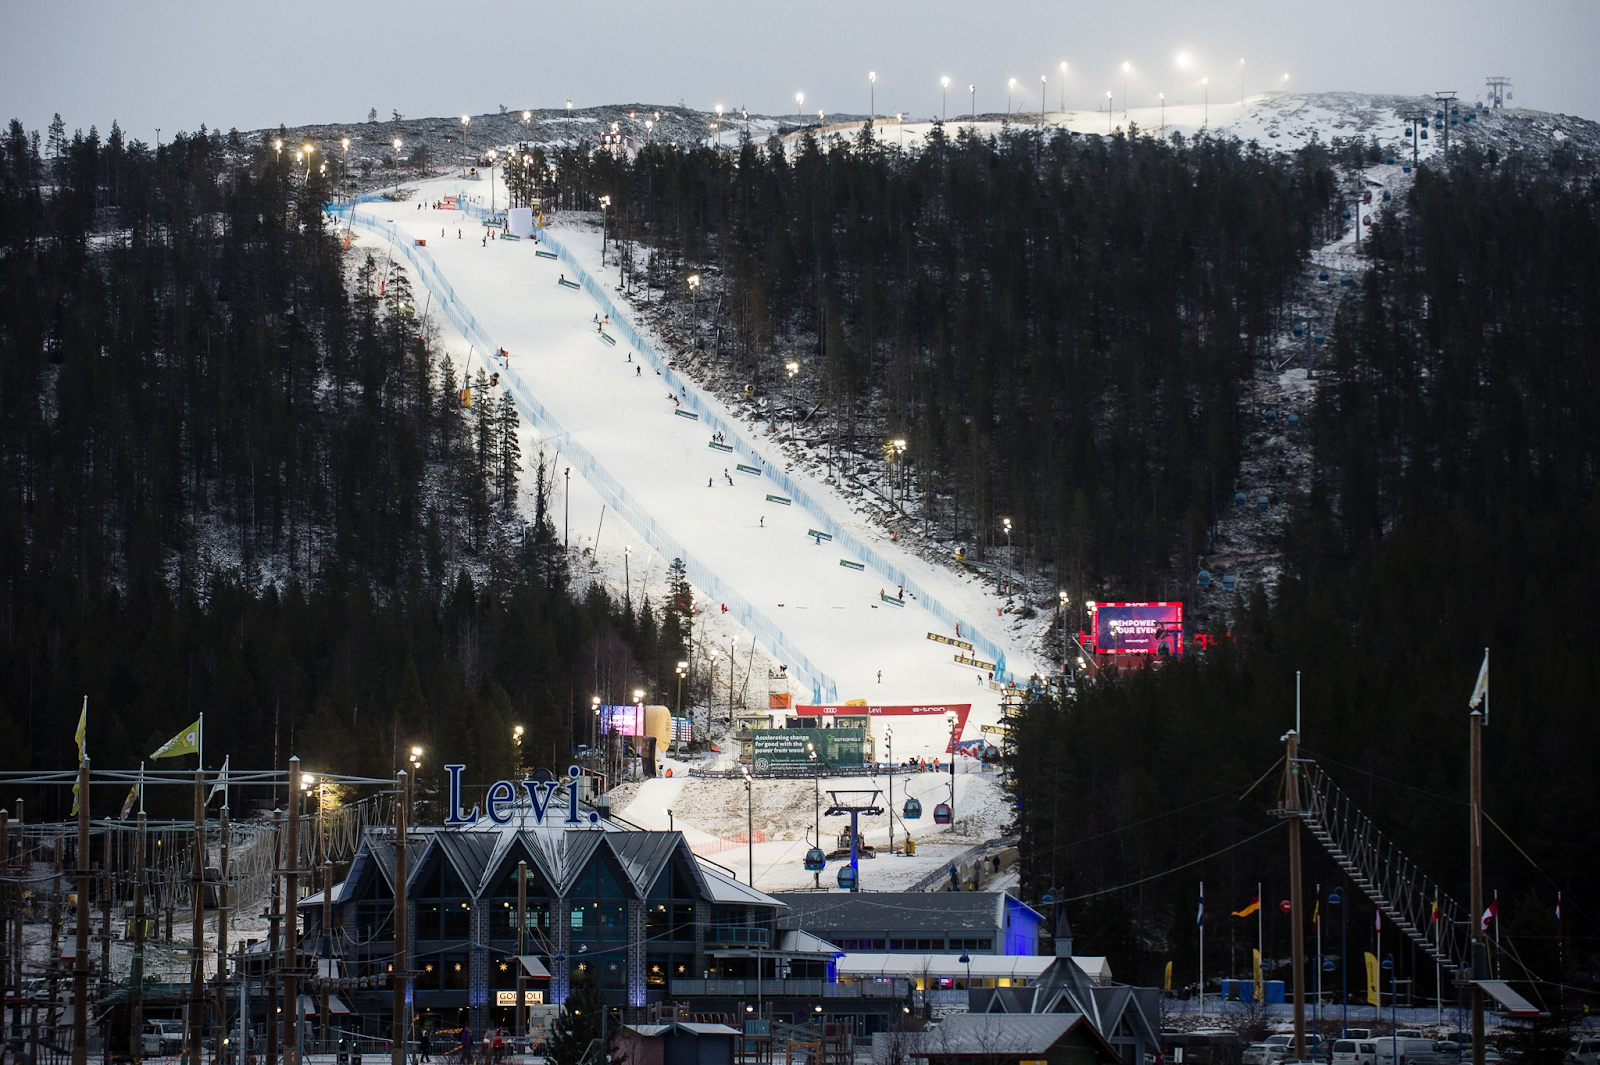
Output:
left=1252, top=948, right=1264, bottom=1002
left=70, top=699, right=87, bottom=815
left=1364, top=952, right=1379, bottom=1005
left=150, top=720, right=201, bottom=760
left=1164, top=961, right=1173, bottom=992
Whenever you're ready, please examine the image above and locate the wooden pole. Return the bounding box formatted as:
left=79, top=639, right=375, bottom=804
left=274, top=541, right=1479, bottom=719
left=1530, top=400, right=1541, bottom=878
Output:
left=73, top=760, right=90, bottom=1065
left=214, top=805, right=230, bottom=1065
left=131, top=811, right=147, bottom=1063
left=1287, top=731, right=1307, bottom=1059
left=266, top=811, right=281, bottom=1065
left=391, top=771, right=409, bottom=1065
left=284, top=758, right=301, bottom=1065
left=101, top=825, right=113, bottom=996
left=1470, top=710, right=1484, bottom=1065
left=188, top=770, right=205, bottom=1065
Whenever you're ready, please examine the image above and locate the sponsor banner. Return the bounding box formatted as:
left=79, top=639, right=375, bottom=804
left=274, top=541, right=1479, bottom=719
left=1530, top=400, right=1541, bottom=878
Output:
left=840, top=559, right=865, bottom=571
left=954, top=654, right=996, bottom=670
left=736, top=463, right=761, bottom=475
left=807, top=529, right=834, bottom=541
left=794, top=703, right=973, bottom=753
left=674, top=408, right=699, bottom=420
left=766, top=494, right=792, bottom=505
left=495, top=991, right=546, bottom=1006
left=709, top=441, right=734, bottom=452
left=769, top=693, right=793, bottom=710
left=927, top=632, right=975, bottom=651
left=1089, top=601, right=1184, bottom=656
left=751, top=728, right=865, bottom=773
left=980, top=724, right=1009, bottom=736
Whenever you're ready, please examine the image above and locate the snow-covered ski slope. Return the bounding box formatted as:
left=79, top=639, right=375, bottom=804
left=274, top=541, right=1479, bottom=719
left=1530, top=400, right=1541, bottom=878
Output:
left=336, top=181, right=1035, bottom=757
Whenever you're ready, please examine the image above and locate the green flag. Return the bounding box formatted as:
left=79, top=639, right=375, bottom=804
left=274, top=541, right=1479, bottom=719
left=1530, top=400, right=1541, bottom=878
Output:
left=150, top=720, right=200, bottom=760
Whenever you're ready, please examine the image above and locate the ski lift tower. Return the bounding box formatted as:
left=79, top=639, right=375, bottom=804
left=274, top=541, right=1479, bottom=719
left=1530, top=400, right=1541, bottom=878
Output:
left=824, top=790, right=882, bottom=892
left=1485, top=78, right=1512, bottom=109
left=1402, top=109, right=1431, bottom=169
left=1434, top=91, right=1459, bottom=161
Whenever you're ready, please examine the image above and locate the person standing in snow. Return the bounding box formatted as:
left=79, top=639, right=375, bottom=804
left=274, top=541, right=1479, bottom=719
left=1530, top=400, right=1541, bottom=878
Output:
left=876, top=670, right=882, bottom=684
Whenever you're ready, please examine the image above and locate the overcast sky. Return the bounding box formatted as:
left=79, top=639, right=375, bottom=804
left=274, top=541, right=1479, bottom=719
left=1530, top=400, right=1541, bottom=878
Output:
left=7, top=0, right=1598, bottom=142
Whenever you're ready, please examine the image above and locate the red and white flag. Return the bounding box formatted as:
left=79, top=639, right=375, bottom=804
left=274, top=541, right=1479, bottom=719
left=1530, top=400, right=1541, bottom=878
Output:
left=1481, top=899, right=1498, bottom=931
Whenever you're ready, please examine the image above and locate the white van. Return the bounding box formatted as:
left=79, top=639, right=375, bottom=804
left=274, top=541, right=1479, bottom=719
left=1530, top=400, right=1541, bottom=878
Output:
left=1373, top=1037, right=1442, bottom=1065
left=1331, top=1039, right=1378, bottom=1065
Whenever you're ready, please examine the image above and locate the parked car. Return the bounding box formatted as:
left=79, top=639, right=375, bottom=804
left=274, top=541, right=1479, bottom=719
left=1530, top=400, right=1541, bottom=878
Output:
left=1568, top=1036, right=1600, bottom=1065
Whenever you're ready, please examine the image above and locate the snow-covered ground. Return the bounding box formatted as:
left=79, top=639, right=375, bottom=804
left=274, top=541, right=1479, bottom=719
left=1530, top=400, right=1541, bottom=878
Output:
left=338, top=179, right=1034, bottom=889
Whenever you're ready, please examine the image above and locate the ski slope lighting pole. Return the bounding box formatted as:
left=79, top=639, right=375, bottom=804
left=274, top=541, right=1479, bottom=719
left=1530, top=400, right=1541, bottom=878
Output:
left=796, top=93, right=804, bottom=123
left=1040, top=76, right=1047, bottom=128
left=392, top=139, right=401, bottom=195
left=1059, top=62, right=1067, bottom=112
left=869, top=72, right=876, bottom=125
left=1203, top=78, right=1209, bottom=128
left=1106, top=91, right=1113, bottom=134
left=341, top=138, right=349, bottom=196
left=743, top=769, right=753, bottom=884
left=1240, top=58, right=1246, bottom=104
left=1059, top=592, right=1069, bottom=670
left=1122, top=62, right=1131, bottom=120
left=487, top=149, right=496, bottom=214
left=941, top=76, right=950, bottom=122
left=729, top=636, right=738, bottom=724
left=1008, top=78, right=1017, bottom=116
left=675, top=661, right=688, bottom=756
left=460, top=115, right=470, bottom=178
left=969, top=85, right=976, bottom=121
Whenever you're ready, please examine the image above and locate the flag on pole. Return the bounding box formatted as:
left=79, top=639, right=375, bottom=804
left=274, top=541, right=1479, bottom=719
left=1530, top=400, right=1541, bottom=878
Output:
left=71, top=697, right=87, bottom=815
left=206, top=757, right=230, bottom=807
left=1469, top=649, right=1489, bottom=723
left=118, top=784, right=139, bottom=820
left=1232, top=894, right=1261, bottom=918
left=150, top=720, right=201, bottom=760
left=1164, top=960, right=1173, bottom=992
left=1313, top=900, right=1320, bottom=926
left=1430, top=899, right=1439, bottom=926
left=1375, top=907, right=1382, bottom=932
left=1364, top=952, right=1380, bottom=1005
left=1481, top=898, right=1498, bottom=931
left=1196, top=884, right=1205, bottom=928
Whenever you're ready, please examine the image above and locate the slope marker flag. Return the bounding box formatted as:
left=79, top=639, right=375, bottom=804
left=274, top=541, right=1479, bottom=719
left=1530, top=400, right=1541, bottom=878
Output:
left=1232, top=894, right=1260, bottom=918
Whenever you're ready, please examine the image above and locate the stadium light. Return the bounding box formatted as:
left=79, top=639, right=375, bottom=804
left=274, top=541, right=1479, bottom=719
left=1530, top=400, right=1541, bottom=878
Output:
left=1058, top=62, right=1068, bottom=113
left=941, top=76, right=951, bottom=122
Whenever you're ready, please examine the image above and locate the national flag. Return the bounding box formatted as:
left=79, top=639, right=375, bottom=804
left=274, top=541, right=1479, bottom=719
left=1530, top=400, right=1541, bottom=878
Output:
left=206, top=756, right=230, bottom=807
left=1481, top=899, right=1498, bottom=931
left=1232, top=894, right=1260, bottom=918
left=150, top=720, right=201, bottom=760
left=71, top=698, right=88, bottom=815
left=117, top=783, right=139, bottom=820
left=1468, top=650, right=1489, bottom=715
left=1430, top=899, right=1439, bottom=926
left=1313, top=900, right=1321, bottom=926
left=1196, top=884, right=1205, bottom=929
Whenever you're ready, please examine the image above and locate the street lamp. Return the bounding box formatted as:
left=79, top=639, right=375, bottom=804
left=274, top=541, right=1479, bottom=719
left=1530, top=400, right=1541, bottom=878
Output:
left=1381, top=955, right=1398, bottom=1062
left=460, top=114, right=470, bottom=178
left=487, top=149, right=497, bottom=214
left=1001, top=517, right=1013, bottom=596
left=1106, top=90, right=1113, bottom=134
left=728, top=636, right=738, bottom=724
left=598, top=194, right=610, bottom=264
left=340, top=137, right=349, bottom=194
left=1040, top=75, right=1047, bottom=128
left=1058, top=592, right=1070, bottom=671
left=1122, top=62, right=1131, bottom=119
left=1058, top=62, right=1068, bottom=112
left=941, top=76, right=950, bottom=122
left=891, top=439, right=907, bottom=509
left=688, top=274, right=700, bottom=327
left=1007, top=77, right=1017, bottom=116
left=796, top=92, right=804, bottom=123
left=512, top=725, right=524, bottom=772
left=869, top=72, right=876, bottom=124
left=1239, top=58, right=1246, bottom=105
left=785, top=360, right=800, bottom=441
left=674, top=661, right=688, bottom=756
left=742, top=769, right=754, bottom=884
left=392, top=139, right=402, bottom=194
